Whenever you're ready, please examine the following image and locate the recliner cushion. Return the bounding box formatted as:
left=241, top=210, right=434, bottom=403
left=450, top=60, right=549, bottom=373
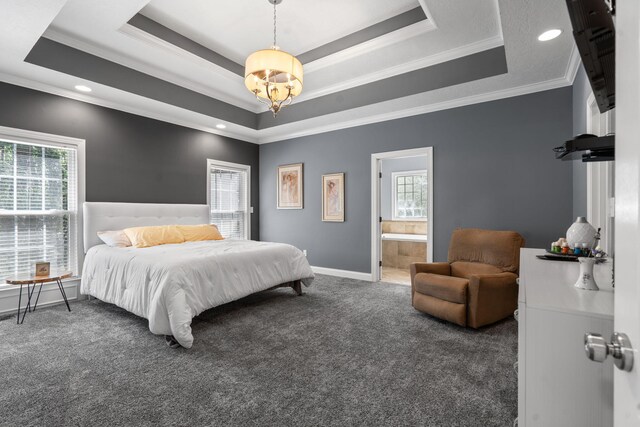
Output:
left=414, top=273, right=468, bottom=304
left=447, top=228, right=524, bottom=273
left=450, top=261, right=503, bottom=279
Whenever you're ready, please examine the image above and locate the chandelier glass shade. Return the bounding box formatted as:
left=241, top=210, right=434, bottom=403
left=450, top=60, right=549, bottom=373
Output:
left=244, top=0, right=303, bottom=116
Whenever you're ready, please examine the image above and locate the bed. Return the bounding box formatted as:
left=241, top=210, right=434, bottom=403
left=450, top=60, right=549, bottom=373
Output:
left=80, top=202, right=314, bottom=348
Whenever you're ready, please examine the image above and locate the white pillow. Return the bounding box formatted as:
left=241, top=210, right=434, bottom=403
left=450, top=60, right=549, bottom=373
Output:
left=97, top=230, right=132, bottom=248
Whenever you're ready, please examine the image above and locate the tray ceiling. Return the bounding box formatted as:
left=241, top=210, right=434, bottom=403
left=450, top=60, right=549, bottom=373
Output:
left=0, top=0, right=578, bottom=144
left=141, top=0, right=420, bottom=64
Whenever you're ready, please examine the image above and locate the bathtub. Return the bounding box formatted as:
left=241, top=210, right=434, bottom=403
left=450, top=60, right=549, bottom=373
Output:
left=381, top=233, right=428, bottom=242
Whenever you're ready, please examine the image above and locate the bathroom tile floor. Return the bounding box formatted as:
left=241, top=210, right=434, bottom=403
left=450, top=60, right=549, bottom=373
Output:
left=381, top=267, right=411, bottom=286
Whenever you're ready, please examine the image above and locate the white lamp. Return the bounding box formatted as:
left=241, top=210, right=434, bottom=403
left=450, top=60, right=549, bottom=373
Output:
left=566, top=216, right=597, bottom=248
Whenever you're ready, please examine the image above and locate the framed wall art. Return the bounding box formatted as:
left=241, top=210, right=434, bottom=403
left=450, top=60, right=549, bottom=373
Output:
left=322, top=172, right=344, bottom=222
left=277, top=163, right=303, bottom=209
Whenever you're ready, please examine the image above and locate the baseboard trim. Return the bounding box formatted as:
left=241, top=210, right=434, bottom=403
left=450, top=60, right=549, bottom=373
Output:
left=0, top=279, right=80, bottom=315
left=311, top=266, right=373, bottom=281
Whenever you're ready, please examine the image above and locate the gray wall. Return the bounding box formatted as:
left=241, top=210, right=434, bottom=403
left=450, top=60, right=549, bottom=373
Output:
left=260, top=87, right=574, bottom=273
left=380, top=156, right=428, bottom=220
left=572, top=64, right=591, bottom=219
left=0, top=82, right=260, bottom=239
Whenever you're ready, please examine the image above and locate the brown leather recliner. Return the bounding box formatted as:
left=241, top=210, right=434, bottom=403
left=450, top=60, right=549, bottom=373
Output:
left=410, top=228, right=525, bottom=328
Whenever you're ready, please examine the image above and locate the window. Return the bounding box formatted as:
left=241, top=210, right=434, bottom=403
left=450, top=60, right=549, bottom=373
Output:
left=207, top=159, right=250, bottom=239
left=392, top=170, right=428, bottom=220
left=0, top=136, right=79, bottom=280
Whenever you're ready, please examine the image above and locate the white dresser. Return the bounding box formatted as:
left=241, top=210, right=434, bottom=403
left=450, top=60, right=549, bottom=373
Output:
left=518, top=248, right=614, bottom=427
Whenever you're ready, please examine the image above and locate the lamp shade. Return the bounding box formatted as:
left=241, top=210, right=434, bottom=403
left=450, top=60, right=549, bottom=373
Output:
left=244, top=48, right=303, bottom=101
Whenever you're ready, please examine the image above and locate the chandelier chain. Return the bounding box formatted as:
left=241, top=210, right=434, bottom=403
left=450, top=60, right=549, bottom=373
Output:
left=273, top=0, right=277, bottom=47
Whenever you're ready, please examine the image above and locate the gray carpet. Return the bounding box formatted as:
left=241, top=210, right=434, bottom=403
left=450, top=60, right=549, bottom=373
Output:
left=0, top=275, right=517, bottom=426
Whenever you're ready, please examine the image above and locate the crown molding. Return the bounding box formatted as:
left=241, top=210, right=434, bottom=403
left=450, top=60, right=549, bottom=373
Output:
left=43, top=27, right=260, bottom=114
left=565, top=44, right=581, bottom=85
left=117, top=14, right=442, bottom=105
left=0, top=64, right=575, bottom=147
left=120, top=11, right=434, bottom=100
left=0, top=70, right=259, bottom=144
left=417, top=0, right=438, bottom=30
left=303, top=19, right=437, bottom=74
left=126, top=14, right=244, bottom=76
left=298, top=35, right=504, bottom=103
left=492, top=0, right=503, bottom=47
left=257, top=76, right=572, bottom=144
left=8, top=13, right=577, bottom=148
left=117, top=17, right=439, bottom=109
left=119, top=13, right=437, bottom=104
left=118, top=23, right=242, bottom=80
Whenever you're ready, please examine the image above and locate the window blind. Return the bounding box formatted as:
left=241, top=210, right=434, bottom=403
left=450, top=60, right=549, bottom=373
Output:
left=209, top=166, right=247, bottom=239
left=0, top=140, right=78, bottom=280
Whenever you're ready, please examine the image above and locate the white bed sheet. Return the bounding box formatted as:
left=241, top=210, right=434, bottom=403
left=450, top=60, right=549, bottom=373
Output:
left=81, top=240, right=314, bottom=348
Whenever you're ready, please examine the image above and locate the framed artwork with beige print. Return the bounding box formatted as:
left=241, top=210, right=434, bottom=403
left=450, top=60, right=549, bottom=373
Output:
left=277, top=163, right=303, bottom=209
left=322, top=173, right=344, bottom=222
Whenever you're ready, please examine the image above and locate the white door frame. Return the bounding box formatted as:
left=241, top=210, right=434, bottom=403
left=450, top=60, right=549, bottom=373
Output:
left=371, top=147, right=434, bottom=281
left=206, top=158, right=252, bottom=240
left=586, top=92, right=615, bottom=255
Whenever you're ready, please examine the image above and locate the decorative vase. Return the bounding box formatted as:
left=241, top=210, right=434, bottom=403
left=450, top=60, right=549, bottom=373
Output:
left=566, top=216, right=597, bottom=248
left=574, top=257, right=599, bottom=291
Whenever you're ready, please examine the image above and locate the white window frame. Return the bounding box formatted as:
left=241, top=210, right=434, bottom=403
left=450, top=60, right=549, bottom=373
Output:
left=0, top=125, right=86, bottom=290
left=206, top=158, right=251, bottom=240
left=391, top=169, right=428, bottom=221
left=586, top=93, right=615, bottom=255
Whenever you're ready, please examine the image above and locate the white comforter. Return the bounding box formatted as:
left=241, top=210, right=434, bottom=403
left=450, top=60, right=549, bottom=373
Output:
left=81, top=240, right=314, bottom=348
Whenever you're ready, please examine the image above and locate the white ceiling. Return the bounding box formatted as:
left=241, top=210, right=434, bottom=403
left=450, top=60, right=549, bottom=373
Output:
left=0, top=0, right=578, bottom=144
left=141, top=0, right=420, bottom=64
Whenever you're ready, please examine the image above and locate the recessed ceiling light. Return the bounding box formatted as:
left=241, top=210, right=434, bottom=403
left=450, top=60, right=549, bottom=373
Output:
left=216, top=124, right=226, bottom=129
left=74, top=85, right=92, bottom=92
left=538, top=29, right=562, bottom=42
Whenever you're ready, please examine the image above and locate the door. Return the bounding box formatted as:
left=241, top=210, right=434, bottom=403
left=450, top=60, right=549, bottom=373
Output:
left=614, top=1, right=640, bottom=424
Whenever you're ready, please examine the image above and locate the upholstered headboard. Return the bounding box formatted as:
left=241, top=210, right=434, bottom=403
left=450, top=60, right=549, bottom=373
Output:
left=83, top=202, right=210, bottom=251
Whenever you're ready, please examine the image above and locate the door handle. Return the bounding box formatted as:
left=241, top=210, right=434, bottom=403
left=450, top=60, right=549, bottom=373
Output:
left=584, top=332, right=634, bottom=372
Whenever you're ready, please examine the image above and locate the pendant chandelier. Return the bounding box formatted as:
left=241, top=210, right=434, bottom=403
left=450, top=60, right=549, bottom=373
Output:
left=244, top=0, right=303, bottom=117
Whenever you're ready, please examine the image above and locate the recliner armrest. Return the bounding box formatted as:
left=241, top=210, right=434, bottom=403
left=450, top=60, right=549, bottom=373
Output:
left=410, top=263, right=452, bottom=299
left=469, top=272, right=518, bottom=285
left=467, top=272, right=519, bottom=328
left=410, top=262, right=451, bottom=278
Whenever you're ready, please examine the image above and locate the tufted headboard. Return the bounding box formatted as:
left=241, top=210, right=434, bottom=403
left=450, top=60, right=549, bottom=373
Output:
left=83, top=202, right=210, bottom=252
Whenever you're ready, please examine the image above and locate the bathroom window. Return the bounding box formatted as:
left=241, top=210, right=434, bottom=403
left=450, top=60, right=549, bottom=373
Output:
left=392, top=170, right=427, bottom=221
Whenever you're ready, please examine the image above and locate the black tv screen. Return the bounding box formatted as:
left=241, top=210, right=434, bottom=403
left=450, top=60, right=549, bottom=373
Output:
left=566, top=0, right=615, bottom=113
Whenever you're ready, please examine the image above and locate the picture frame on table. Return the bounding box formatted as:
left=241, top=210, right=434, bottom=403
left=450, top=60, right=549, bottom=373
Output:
left=35, top=261, right=50, bottom=277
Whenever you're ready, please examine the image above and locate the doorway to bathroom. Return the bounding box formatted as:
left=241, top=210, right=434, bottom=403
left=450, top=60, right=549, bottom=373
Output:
left=371, top=148, right=433, bottom=285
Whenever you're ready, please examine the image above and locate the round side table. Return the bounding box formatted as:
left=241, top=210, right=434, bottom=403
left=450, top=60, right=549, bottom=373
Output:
left=5, top=271, right=73, bottom=324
